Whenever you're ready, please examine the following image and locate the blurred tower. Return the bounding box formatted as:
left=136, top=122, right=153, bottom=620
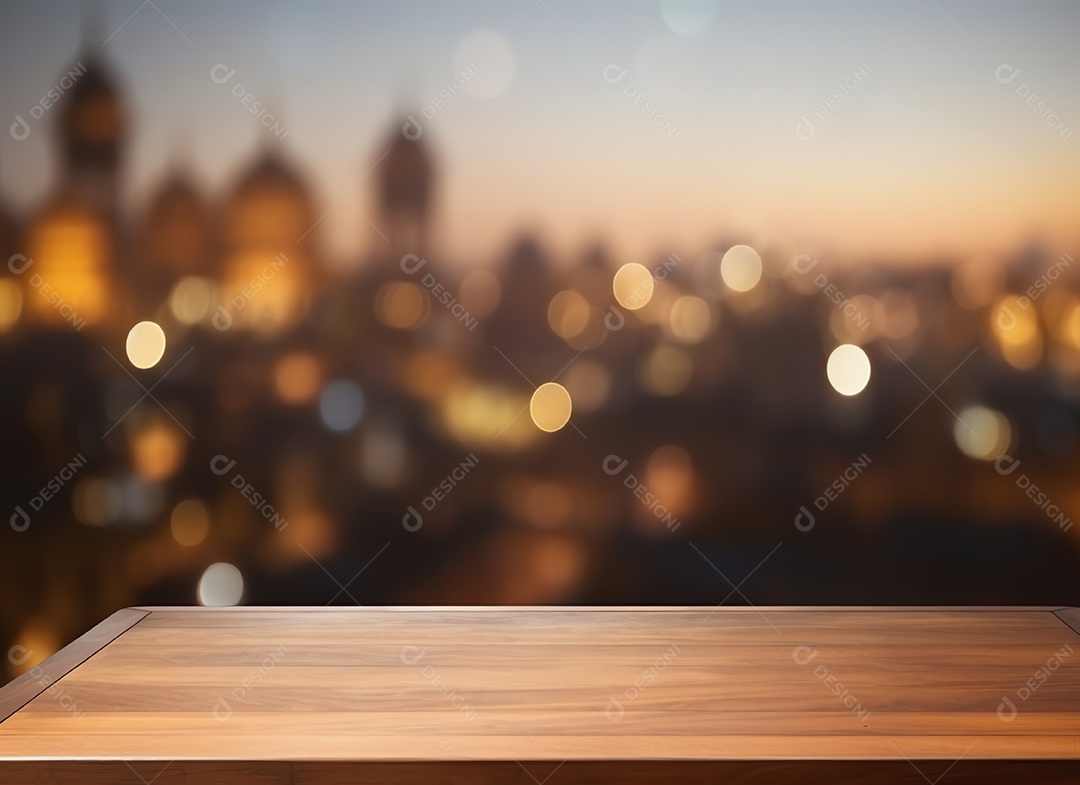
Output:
left=137, top=168, right=211, bottom=315
left=220, top=149, right=317, bottom=333
left=23, top=50, right=125, bottom=331
left=378, top=118, right=434, bottom=257
left=59, top=55, right=126, bottom=217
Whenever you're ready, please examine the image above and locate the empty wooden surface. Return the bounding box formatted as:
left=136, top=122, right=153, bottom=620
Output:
left=1, top=606, right=1079, bottom=784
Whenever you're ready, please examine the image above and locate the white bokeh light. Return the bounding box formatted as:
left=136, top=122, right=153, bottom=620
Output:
left=660, top=0, right=718, bottom=36
left=720, top=245, right=763, bottom=293
left=198, top=562, right=244, bottom=607
left=826, top=344, right=871, bottom=396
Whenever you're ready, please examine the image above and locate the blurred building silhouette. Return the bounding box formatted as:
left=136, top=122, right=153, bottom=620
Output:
left=4, top=46, right=1080, bottom=679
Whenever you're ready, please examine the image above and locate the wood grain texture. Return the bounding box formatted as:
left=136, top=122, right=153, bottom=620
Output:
left=0, top=607, right=147, bottom=723
left=1, top=607, right=1078, bottom=784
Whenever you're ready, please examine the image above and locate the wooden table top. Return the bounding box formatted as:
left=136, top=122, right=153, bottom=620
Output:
left=2, top=606, right=1079, bottom=783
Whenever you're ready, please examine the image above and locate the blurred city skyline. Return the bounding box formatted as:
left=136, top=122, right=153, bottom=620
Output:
left=2, top=0, right=1079, bottom=269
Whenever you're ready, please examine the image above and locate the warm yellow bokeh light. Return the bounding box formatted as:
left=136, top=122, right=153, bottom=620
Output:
left=126, top=321, right=167, bottom=369
left=826, top=344, right=871, bottom=396
left=274, top=352, right=322, bottom=404
left=376, top=281, right=428, bottom=329
left=720, top=244, right=763, bottom=293
left=547, top=290, right=591, bottom=340
left=530, top=382, right=573, bottom=432
left=668, top=295, right=712, bottom=342
left=991, top=294, right=1042, bottom=370
left=131, top=420, right=186, bottom=481
left=613, top=263, right=654, bottom=310
left=561, top=359, right=611, bottom=413
left=171, top=498, right=210, bottom=546
left=0, top=279, right=23, bottom=332
left=169, top=276, right=215, bottom=325
left=639, top=345, right=693, bottom=396
left=954, top=406, right=1011, bottom=461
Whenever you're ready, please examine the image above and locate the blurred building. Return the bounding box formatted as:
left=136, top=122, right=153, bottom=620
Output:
left=4, top=46, right=1080, bottom=681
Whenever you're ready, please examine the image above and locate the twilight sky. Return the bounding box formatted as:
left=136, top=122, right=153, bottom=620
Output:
left=1, top=0, right=1079, bottom=268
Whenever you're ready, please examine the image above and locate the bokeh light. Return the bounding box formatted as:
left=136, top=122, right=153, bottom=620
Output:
left=660, top=0, right=718, bottom=36
left=0, top=279, right=23, bottom=332
left=826, top=344, right=871, bottom=396
left=639, top=345, right=693, bottom=396
left=613, top=263, right=654, bottom=310
left=125, top=321, right=167, bottom=369
left=547, top=290, right=591, bottom=341
left=72, top=479, right=122, bottom=527
left=667, top=295, right=712, bottom=342
left=131, top=419, right=186, bottom=481
left=274, top=352, right=322, bottom=404
left=720, top=244, right=763, bottom=293
left=529, top=382, right=573, bottom=432
left=197, top=562, right=244, bottom=606
left=954, top=406, right=1011, bottom=461
left=991, top=294, right=1043, bottom=370
left=169, top=277, right=215, bottom=325
left=171, top=499, right=210, bottom=546
left=319, top=380, right=365, bottom=432
left=375, top=281, right=428, bottom=329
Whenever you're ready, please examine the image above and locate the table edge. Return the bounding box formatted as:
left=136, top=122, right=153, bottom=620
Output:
left=0, top=608, right=148, bottom=724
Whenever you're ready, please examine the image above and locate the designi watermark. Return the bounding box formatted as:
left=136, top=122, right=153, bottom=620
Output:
left=795, top=452, right=871, bottom=532
left=995, top=253, right=1073, bottom=332
left=10, top=453, right=87, bottom=532
left=402, top=453, right=479, bottom=531
left=994, top=454, right=1073, bottom=533
left=211, top=644, right=288, bottom=721
left=402, top=64, right=479, bottom=140
left=602, top=454, right=682, bottom=533
left=997, top=643, right=1073, bottom=721
left=213, top=252, right=289, bottom=330
left=795, top=63, right=871, bottom=141
left=995, top=65, right=1073, bottom=141
left=7, top=645, right=85, bottom=718
left=210, top=454, right=289, bottom=531
left=604, top=253, right=680, bottom=333
left=210, top=64, right=287, bottom=141
left=7, top=254, right=87, bottom=330
left=793, top=644, right=871, bottom=721
left=792, top=254, right=871, bottom=333
left=604, top=643, right=681, bottom=722
left=400, top=254, right=479, bottom=331
left=10, top=62, right=87, bottom=141
left=602, top=64, right=680, bottom=140
left=400, top=645, right=478, bottom=720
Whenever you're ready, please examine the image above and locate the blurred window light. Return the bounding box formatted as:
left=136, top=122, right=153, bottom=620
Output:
left=0, top=279, right=23, bottom=332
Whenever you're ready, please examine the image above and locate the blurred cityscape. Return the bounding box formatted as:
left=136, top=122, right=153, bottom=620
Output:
left=4, top=34, right=1080, bottom=680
